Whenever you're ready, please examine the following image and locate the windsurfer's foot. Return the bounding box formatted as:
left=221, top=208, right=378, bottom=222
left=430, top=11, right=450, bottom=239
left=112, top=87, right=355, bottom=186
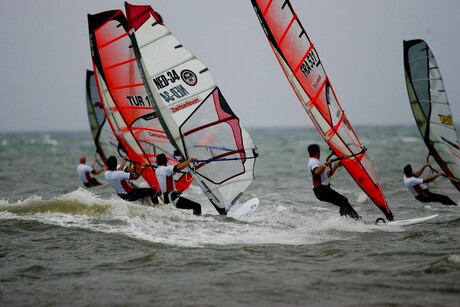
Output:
left=339, top=204, right=361, bottom=220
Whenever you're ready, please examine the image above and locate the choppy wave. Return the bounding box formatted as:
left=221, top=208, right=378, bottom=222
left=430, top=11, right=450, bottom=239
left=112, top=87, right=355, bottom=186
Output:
left=0, top=188, right=405, bottom=248
left=2, top=129, right=459, bottom=306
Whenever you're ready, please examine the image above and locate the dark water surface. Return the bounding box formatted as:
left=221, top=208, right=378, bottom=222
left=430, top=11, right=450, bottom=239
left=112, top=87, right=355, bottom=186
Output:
left=1, top=128, right=459, bottom=306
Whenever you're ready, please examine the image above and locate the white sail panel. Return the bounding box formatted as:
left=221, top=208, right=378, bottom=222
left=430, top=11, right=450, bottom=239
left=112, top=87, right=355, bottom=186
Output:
left=126, top=3, right=257, bottom=214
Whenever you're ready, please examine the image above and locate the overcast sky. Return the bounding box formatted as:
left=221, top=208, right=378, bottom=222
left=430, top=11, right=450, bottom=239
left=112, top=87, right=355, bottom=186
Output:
left=1, top=0, right=459, bottom=132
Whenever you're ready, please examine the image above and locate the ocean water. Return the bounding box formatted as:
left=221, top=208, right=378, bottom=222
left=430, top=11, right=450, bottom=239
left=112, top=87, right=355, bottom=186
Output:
left=1, top=127, right=459, bottom=306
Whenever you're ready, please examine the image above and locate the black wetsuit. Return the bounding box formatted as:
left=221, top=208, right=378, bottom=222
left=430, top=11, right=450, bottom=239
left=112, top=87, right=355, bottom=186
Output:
left=163, top=191, right=201, bottom=215
left=84, top=178, right=101, bottom=188
left=313, top=185, right=362, bottom=220
left=119, top=188, right=159, bottom=204
left=415, top=190, right=457, bottom=206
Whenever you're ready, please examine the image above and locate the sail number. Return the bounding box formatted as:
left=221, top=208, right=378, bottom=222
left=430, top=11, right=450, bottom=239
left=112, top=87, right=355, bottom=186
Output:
left=300, top=50, right=319, bottom=78
left=151, top=69, right=191, bottom=103
left=153, top=69, right=180, bottom=89
left=126, top=89, right=189, bottom=106
left=159, top=85, right=189, bottom=103
left=127, top=95, right=152, bottom=106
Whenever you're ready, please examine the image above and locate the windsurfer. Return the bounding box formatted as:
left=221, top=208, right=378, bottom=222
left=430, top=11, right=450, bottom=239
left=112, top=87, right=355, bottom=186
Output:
left=105, top=156, right=159, bottom=205
left=155, top=153, right=201, bottom=215
left=307, top=144, right=362, bottom=220
left=77, top=155, right=103, bottom=188
left=403, top=163, right=457, bottom=206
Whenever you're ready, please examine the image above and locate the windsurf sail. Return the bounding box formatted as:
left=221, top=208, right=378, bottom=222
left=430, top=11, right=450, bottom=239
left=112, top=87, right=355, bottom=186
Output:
left=251, top=0, right=393, bottom=220
left=88, top=10, right=193, bottom=192
left=85, top=70, right=120, bottom=165
left=403, top=39, right=460, bottom=191
left=125, top=3, right=258, bottom=215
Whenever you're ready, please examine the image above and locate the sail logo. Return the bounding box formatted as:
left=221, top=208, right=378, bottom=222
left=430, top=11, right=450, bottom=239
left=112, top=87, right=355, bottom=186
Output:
left=300, top=50, right=319, bottom=78
left=200, top=181, right=220, bottom=205
left=439, top=114, right=453, bottom=126
left=181, top=70, right=197, bottom=86
left=311, top=75, right=323, bottom=91
left=171, top=98, right=201, bottom=113
left=148, top=131, right=169, bottom=140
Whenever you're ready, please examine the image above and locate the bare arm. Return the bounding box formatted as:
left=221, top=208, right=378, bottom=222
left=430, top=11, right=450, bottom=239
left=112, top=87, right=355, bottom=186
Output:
left=327, top=161, right=342, bottom=178
left=423, top=172, right=442, bottom=184
left=92, top=168, right=104, bottom=175
left=312, top=163, right=327, bottom=175
left=90, top=154, right=104, bottom=175
left=90, top=154, right=98, bottom=168
left=414, top=163, right=430, bottom=177
left=175, top=158, right=197, bottom=171
left=118, top=157, right=128, bottom=171
left=312, top=158, right=341, bottom=177
left=130, top=162, right=147, bottom=180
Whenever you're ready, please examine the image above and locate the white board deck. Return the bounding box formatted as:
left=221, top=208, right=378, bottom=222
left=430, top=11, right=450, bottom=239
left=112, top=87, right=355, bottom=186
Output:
left=375, top=214, right=438, bottom=227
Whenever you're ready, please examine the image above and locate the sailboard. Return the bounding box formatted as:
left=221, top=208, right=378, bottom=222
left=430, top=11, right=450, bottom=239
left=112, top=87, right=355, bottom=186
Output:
left=85, top=70, right=120, bottom=165
left=228, top=198, right=260, bottom=221
left=251, top=0, right=393, bottom=220
left=125, top=3, right=258, bottom=215
left=403, top=39, right=460, bottom=191
left=87, top=10, right=193, bottom=192
left=374, top=214, right=438, bottom=227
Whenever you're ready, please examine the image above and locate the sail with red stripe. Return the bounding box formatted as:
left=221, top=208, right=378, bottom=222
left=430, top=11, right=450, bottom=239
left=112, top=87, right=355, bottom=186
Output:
left=125, top=3, right=258, bottom=214
left=87, top=10, right=193, bottom=192
left=403, top=39, right=460, bottom=191
left=251, top=0, right=393, bottom=220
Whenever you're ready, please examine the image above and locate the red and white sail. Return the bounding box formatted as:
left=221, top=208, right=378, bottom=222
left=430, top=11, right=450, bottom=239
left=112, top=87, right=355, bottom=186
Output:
left=87, top=10, right=193, bottom=192
left=251, top=0, right=393, bottom=220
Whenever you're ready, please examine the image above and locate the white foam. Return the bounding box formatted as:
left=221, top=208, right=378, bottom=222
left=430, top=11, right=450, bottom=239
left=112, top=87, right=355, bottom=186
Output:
left=447, top=255, right=460, bottom=264
left=0, top=191, right=407, bottom=247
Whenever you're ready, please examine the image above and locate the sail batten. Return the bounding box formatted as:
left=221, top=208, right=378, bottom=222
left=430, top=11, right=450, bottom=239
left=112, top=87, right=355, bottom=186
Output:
left=104, top=57, right=137, bottom=71
left=98, top=32, right=129, bottom=49
left=137, top=31, right=168, bottom=49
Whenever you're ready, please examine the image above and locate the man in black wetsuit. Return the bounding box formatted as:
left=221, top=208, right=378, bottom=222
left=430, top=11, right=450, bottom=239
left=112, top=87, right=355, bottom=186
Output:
left=307, top=144, right=361, bottom=220
left=403, top=163, right=457, bottom=206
